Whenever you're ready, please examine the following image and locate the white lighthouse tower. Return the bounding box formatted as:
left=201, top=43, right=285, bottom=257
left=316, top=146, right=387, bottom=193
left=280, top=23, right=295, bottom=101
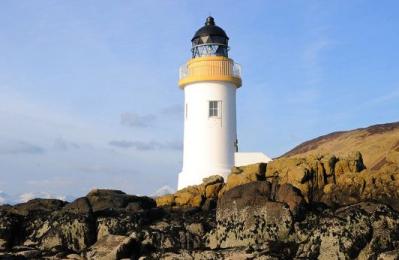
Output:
left=177, top=17, right=242, bottom=190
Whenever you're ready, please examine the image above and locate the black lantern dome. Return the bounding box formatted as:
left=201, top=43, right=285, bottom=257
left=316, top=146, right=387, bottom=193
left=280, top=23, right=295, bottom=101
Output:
left=191, top=17, right=229, bottom=58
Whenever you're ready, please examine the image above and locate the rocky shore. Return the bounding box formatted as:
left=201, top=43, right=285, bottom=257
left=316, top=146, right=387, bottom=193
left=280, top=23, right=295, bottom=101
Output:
left=1, top=152, right=399, bottom=259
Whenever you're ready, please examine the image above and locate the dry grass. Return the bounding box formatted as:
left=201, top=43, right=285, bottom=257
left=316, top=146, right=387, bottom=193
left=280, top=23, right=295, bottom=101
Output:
left=284, top=122, right=399, bottom=170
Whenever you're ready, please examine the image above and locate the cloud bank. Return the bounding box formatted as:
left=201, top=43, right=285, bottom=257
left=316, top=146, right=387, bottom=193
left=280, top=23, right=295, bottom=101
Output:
left=109, top=140, right=182, bottom=151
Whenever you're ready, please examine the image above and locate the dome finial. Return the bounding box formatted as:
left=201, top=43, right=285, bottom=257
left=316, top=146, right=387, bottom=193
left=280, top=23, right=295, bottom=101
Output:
left=205, top=16, right=215, bottom=26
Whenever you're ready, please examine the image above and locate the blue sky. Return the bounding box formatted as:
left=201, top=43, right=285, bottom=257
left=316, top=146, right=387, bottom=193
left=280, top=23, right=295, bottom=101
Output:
left=0, top=1, right=398, bottom=201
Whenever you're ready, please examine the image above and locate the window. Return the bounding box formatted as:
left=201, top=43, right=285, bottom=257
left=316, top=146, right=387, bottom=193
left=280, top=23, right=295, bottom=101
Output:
left=209, top=100, right=220, bottom=117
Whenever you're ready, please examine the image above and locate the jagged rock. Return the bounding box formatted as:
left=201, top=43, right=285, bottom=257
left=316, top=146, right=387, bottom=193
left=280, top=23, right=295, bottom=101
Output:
left=266, top=153, right=366, bottom=203
left=201, top=198, right=217, bottom=211
left=37, top=214, right=96, bottom=253
left=295, top=202, right=399, bottom=259
left=210, top=181, right=294, bottom=249
left=185, top=223, right=204, bottom=237
left=1, top=180, right=399, bottom=258
left=219, top=163, right=267, bottom=195
left=62, top=197, right=92, bottom=215
left=321, top=168, right=399, bottom=211
left=275, top=183, right=307, bottom=220
left=7, top=198, right=67, bottom=216
left=66, top=253, right=84, bottom=259
left=156, top=175, right=224, bottom=208
left=377, top=249, right=399, bottom=260
left=86, top=234, right=140, bottom=260
left=0, top=211, right=20, bottom=251
left=335, top=151, right=366, bottom=176
left=14, top=249, right=41, bottom=257
left=86, top=189, right=156, bottom=213
left=155, top=194, right=175, bottom=207
left=96, top=213, right=140, bottom=240
left=96, top=207, right=164, bottom=240
left=175, top=191, right=203, bottom=207
left=147, top=247, right=292, bottom=259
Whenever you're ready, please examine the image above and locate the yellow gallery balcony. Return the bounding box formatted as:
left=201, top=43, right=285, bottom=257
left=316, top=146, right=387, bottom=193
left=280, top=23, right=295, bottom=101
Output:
left=178, top=56, right=242, bottom=88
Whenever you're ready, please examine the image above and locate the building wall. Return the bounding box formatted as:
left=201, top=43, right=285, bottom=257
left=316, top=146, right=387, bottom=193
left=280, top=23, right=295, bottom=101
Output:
left=178, top=81, right=237, bottom=189
left=234, top=152, right=272, bottom=167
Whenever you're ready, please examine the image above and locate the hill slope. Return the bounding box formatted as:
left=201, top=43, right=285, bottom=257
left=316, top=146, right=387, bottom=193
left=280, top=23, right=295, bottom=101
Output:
left=283, top=121, right=399, bottom=170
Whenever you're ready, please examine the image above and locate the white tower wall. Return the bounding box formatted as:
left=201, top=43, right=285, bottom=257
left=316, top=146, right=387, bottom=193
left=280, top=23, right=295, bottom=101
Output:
left=178, top=81, right=237, bottom=189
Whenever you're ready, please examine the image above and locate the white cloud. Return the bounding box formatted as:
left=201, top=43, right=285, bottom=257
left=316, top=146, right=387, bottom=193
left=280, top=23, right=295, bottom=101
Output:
left=109, top=140, right=182, bottom=151
left=18, top=192, right=67, bottom=203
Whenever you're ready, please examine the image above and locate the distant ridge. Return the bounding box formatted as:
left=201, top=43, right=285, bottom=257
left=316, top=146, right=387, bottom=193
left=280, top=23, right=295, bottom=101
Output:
left=283, top=121, right=399, bottom=170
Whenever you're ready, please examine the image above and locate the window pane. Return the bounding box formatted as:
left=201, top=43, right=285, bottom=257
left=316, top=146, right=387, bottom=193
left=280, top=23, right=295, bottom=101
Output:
left=209, top=101, right=220, bottom=117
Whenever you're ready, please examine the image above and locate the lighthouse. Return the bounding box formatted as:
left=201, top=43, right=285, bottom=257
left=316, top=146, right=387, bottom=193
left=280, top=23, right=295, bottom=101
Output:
left=177, top=17, right=242, bottom=190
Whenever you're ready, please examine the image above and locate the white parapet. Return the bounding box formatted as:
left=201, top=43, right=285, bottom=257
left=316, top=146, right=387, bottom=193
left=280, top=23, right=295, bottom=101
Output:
left=234, top=152, right=272, bottom=167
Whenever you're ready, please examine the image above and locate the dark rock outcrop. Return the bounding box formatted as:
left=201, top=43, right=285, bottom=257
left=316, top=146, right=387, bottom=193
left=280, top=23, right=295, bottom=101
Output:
left=1, top=161, right=399, bottom=259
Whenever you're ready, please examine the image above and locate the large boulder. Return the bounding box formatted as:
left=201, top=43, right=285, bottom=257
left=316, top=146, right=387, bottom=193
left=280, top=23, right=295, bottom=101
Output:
left=86, top=189, right=156, bottom=213
left=321, top=168, right=399, bottom=211
left=219, top=163, right=267, bottom=195
left=62, top=197, right=92, bottom=215
left=7, top=199, right=67, bottom=216
left=86, top=234, right=140, bottom=260
left=275, top=183, right=307, bottom=220
left=0, top=211, right=20, bottom=251
left=266, top=153, right=366, bottom=203
left=209, top=181, right=294, bottom=249
left=295, top=202, right=399, bottom=259
left=156, top=175, right=224, bottom=209
left=22, top=212, right=96, bottom=253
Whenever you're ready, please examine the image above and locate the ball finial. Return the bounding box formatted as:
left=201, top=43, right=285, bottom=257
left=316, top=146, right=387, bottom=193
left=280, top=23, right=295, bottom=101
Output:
left=205, top=16, right=215, bottom=26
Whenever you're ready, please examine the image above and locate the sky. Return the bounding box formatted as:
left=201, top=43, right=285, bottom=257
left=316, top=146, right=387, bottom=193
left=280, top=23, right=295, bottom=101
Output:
left=0, top=1, right=398, bottom=202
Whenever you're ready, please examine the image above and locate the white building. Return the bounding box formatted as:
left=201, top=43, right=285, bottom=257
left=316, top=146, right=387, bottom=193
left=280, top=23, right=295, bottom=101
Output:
left=177, top=17, right=271, bottom=190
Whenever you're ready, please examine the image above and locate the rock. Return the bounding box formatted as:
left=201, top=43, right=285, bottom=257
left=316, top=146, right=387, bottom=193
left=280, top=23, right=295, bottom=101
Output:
left=355, top=203, right=399, bottom=259
left=86, top=234, right=140, bottom=260
left=62, top=197, right=92, bottom=215
left=377, top=249, right=399, bottom=260
left=211, top=181, right=293, bottom=249
left=67, top=253, right=84, bottom=259
left=155, top=194, right=175, bottom=207
left=174, top=191, right=203, bottom=207
left=220, top=163, right=266, bottom=194
left=201, top=198, right=217, bottom=211
left=96, top=213, right=140, bottom=239
left=0, top=211, right=20, bottom=251
left=205, top=182, right=223, bottom=198
left=156, top=175, right=224, bottom=208
left=15, top=249, right=41, bottom=257
left=8, top=198, right=67, bottom=216
left=38, top=214, right=96, bottom=253
left=146, top=248, right=289, bottom=259
left=295, top=202, right=399, bottom=259
left=321, top=169, right=399, bottom=211
left=86, top=189, right=156, bottom=213
left=275, top=183, right=307, bottom=220
left=185, top=223, right=204, bottom=236
left=335, top=151, right=366, bottom=176
left=266, top=153, right=366, bottom=203
left=202, top=175, right=224, bottom=187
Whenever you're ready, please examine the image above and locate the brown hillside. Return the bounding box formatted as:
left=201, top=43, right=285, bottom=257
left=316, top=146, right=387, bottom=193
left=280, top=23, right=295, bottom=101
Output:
left=283, top=122, right=399, bottom=170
